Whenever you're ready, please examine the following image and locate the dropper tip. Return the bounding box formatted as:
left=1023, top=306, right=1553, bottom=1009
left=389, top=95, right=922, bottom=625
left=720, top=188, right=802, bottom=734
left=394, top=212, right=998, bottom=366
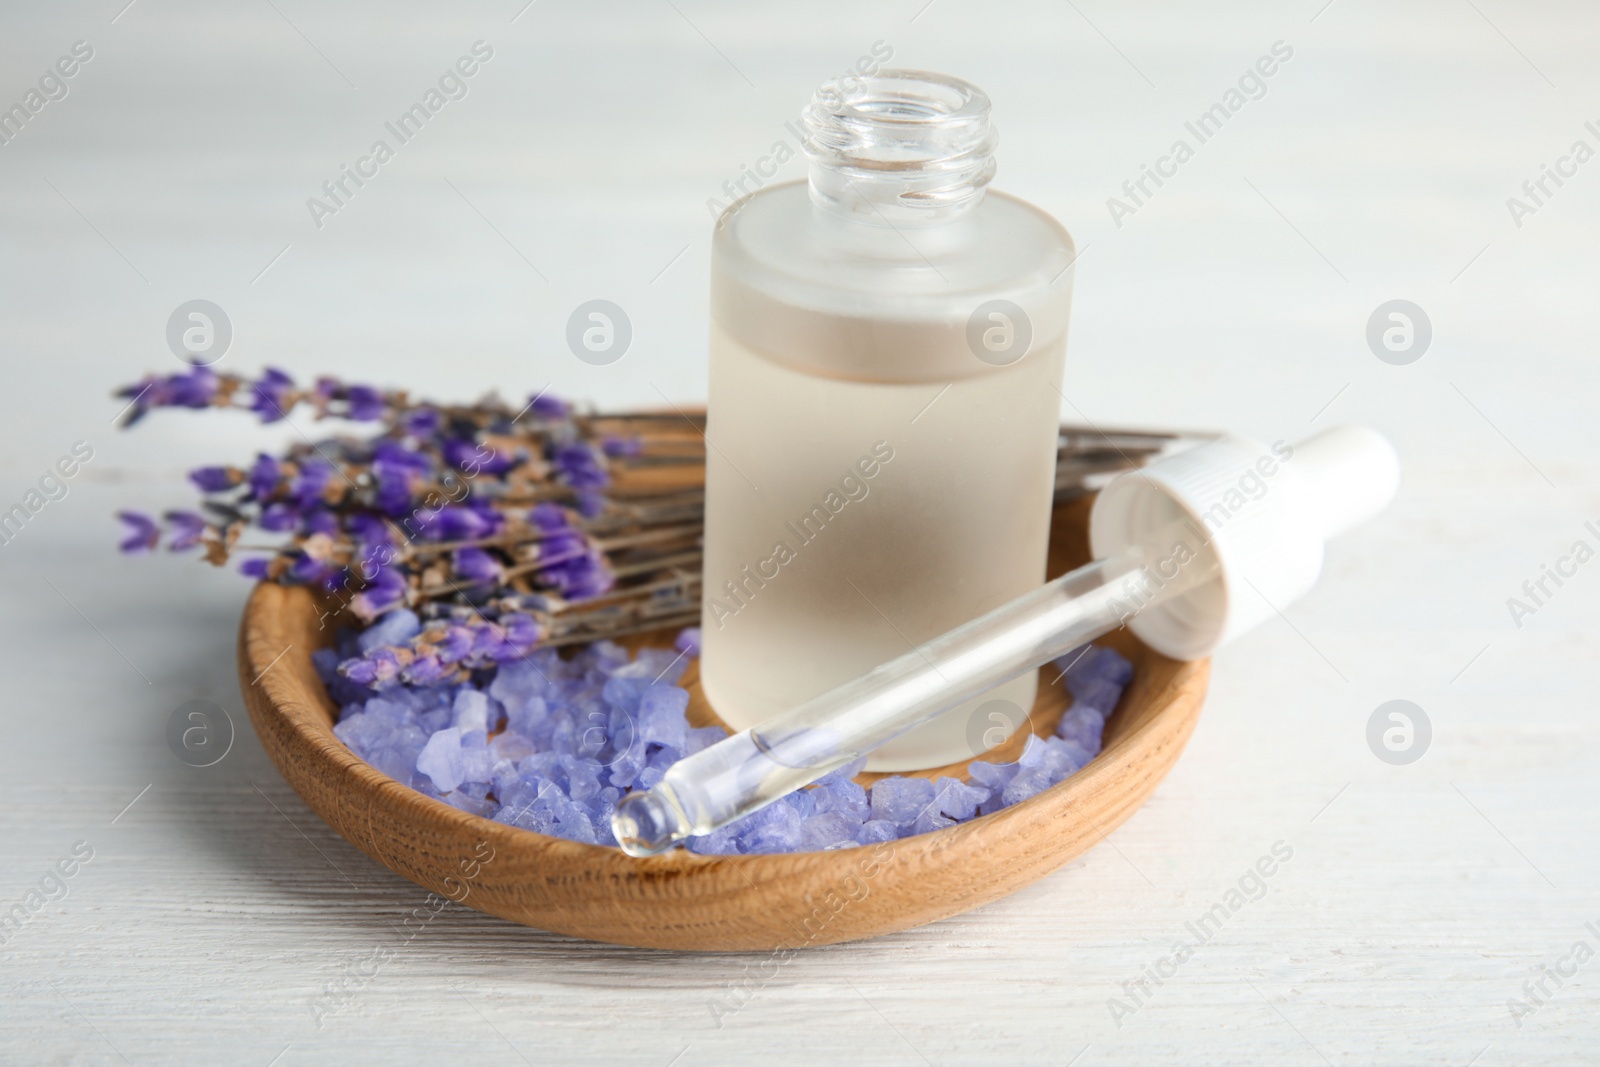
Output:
left=612, top=790, right=687, bottom=857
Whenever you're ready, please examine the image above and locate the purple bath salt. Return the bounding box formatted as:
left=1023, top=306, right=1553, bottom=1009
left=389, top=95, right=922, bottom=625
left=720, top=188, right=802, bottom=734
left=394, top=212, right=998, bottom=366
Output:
left=738, top=801, right=803, bottom=854
left=358, top=608, right=421, bottom=653
left=1056, top=703, right=1106, bottom=757
left=799, top=812, right=860, bottom=851
left=869, top=777, right=936, bottom=827
left=453, top=689, right=490, bottom=742
left=932, top=777, right=989, bottom=821
left=315, top=622, right=1129, bottom=855
left=416, top=727, right=467, bottom=793
left=812, top=777, right=870, bottom=822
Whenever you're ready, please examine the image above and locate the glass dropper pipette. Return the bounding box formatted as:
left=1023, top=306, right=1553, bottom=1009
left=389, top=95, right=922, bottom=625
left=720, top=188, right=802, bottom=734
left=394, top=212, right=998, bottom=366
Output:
left=611, top=521, right=1217, bottom=856
left=611, top=425, right=1401, bottom=857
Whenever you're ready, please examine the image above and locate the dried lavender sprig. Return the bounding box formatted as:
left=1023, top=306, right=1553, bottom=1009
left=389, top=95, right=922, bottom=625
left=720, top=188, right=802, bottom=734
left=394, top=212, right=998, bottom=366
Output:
left=115, top=365, right=1194, bottom=684
left=112, top=368, right=709, bottom=626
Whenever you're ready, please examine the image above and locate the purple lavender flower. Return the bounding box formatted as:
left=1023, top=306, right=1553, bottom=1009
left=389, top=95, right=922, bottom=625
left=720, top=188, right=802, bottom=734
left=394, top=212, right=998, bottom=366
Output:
left=465, top=496, right=503, bottom=532
left=115, top=376, right=162, bottom=425
left=552, top=442, right=608, bottom=490
left=166, top=366, right=220, bottom=409
left=402, top=407, right=441, bottom=438
left=530, top=393, right=568, bottom=419
left=542, top=552, right=612, bottom=600
left=287, top=551, right=344, bottom=591
left=346, top=511, right=393, bottom=546
left=371, top=441, right=430, bottom=517
left=248, top=454, right=280, bottom=501
left=259, top=502, right=300, bottom=532
left=351, top=566, right=408, bottom=620
left=420, top=505, right=495, bottom=542
left=292, top=460, right=333, bottom=509
left=529, top=502, right=568, bottom=532
left=469, top=613, right=542, bottom=661
left=438, top=625, right=475, bottom=661
left=350, top=516, right=399, bottom=578
left=188, top=465, right=239, bottom=493
left=342, top=646, right=403, bottom=687
left=478, top=444, right=517, bottom=476
left=248, top=367, right=296, bottom=422
left=303, top=509, right=340, bottom=538
left=443, top=437, right=516, bottom=476
left=238, top=558, right=271, bottom=579
left=372, top=440, right=430, bottom=473
left=165, top=511, right=207, bottom=552
left=346, top=385, right=385, bottom=421
left=374, top=471, right=413, bottom=517
left=401, top=652, right=452, bottom=686
left=116, top=511, right=160, bottom=553
left=601, top=434, right=642, bottom=458
left=455, top=547, right=504, bottom=585
left=535, top=528, right=588, bottom=564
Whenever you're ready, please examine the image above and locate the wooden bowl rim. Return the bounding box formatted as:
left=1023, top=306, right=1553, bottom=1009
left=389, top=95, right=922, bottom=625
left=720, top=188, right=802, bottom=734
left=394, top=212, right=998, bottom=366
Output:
left=238, top=507, right=1210, bottom=949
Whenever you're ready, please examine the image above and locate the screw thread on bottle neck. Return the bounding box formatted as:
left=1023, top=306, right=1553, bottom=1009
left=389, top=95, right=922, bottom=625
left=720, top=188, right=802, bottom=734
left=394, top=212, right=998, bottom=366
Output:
left=802, top=69, right=997, bottom=228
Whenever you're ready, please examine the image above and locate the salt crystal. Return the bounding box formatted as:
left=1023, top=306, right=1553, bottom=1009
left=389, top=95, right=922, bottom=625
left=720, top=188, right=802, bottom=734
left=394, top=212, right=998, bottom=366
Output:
left=811, top=778, right=869, bottom=822
left=1001, top=770, right=1051, bottom=807
left=687, top=825, right=741, bottom=855
left=333, top=711, right=387, bottom=758
left=416, top=727, right=466, bottom=793
left=357, top=608, right=421, bottom=653
left=1054, top=737, right=1094, bottom=769
left=856, top=820, right=899, bottom=845
left=459, top=740, right=495, bottom=785
left=1058, top=644, right=1132, bottom=691
left=742, top=808, right=802, bottom=854
left=870, top=777, right=935, bottom=827
left=506, top=695, right=549, bottom=742
left=817, top=756, right=869, bottom=785
left=1037, top=736, right=1083, bottom=782
left=686, top=725, right=729, bottom=755
left=418, top=707, right=452, bottom=734
left=587, top=640, right=631, bottom=677
left=1056, top=703, right=1106, bottom=756
left=1071, top=677, right=1124, bottom=716
left=452, top=688, right=490, bottom=739
left=967, top=760, right=1019, bottom=793
left=932, top=777, right=988, bottom=821
left=911, top=810, right=955, bottom=836
left=788, top=789, right=817, bottom=821
left=637, top=685, right=690, bottom=750
left=490, top=731, right=535, bottom=764
left=606, top=746, right=646, bottom=791
left=800, top=812, right=859, bottom=850
left=601, top=676, right=646, bottom=716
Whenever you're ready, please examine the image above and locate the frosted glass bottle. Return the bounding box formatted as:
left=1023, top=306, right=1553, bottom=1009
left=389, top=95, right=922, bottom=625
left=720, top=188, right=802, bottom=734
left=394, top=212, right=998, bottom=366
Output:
left=700, top=70, right=1076, bottom=771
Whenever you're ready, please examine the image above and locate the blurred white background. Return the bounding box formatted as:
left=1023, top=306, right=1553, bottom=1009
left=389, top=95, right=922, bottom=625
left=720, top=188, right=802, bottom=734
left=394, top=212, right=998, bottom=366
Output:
left=1, top=2, right=1596, bottom=1064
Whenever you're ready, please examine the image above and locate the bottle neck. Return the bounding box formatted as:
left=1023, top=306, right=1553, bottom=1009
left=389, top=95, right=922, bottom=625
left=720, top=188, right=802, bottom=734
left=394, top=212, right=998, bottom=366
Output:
left=802, top=69, right=997, bottom=229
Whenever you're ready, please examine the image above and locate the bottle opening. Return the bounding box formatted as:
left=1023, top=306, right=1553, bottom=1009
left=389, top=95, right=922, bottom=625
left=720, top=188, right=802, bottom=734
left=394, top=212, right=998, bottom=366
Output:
left=803, top=69, right=998, bottom=224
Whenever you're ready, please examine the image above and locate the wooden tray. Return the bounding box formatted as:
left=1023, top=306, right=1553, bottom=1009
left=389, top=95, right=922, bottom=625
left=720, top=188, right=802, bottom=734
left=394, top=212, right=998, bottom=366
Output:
left=237, top=495, right=1209, bottom=950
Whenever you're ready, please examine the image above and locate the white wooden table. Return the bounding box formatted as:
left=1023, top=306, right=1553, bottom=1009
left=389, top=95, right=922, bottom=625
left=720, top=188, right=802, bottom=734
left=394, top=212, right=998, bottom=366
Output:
left=2, top=2, right=1596, bottom=1063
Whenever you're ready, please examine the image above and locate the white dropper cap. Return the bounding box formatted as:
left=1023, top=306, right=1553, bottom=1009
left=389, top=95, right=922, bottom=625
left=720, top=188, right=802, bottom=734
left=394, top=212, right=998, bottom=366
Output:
left=1088, top=424, right=1401, bottom=660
